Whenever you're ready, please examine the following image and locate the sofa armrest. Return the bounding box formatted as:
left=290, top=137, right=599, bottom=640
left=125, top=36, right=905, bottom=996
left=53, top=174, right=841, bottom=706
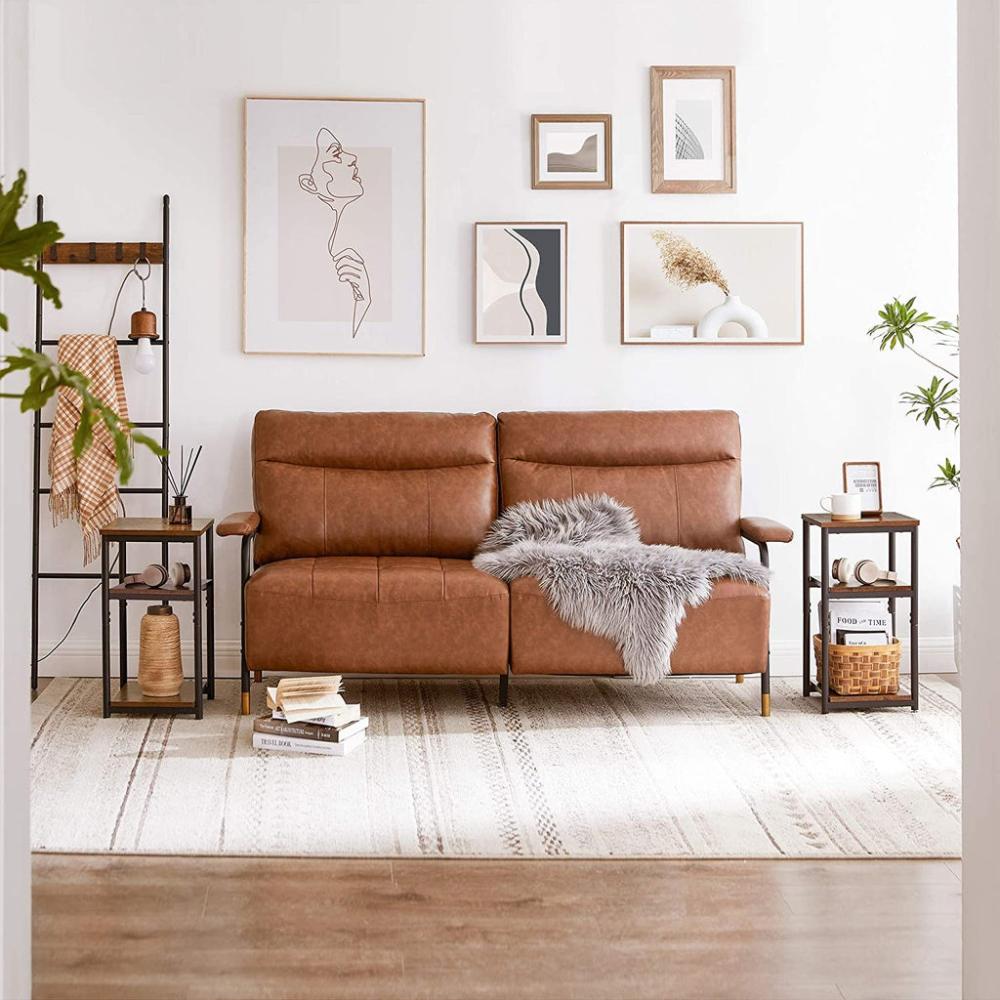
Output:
left=740, top=516, right=794, bottom=545
left=216, top=511, right=260, bottom=538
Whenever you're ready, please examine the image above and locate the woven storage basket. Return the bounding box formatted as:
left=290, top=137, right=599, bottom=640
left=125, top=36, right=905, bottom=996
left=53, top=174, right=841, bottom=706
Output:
left=812, top=634, right=901, bottom=696
left=138, top=605, right=183, bottom=697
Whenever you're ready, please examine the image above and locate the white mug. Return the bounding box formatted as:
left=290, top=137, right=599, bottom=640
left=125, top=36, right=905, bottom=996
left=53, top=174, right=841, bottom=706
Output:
left=820, top=492, right=863, bottom=521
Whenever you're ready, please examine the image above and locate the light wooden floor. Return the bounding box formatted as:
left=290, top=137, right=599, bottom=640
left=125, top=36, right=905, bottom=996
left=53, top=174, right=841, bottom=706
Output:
left=32, top=675, right=963, bottom=999
left=33, top=855, right=961, bottom=1000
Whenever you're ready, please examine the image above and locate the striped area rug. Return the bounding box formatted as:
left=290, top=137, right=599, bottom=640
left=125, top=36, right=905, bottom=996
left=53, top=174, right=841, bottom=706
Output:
left=31, top=676, right=961, bottom=858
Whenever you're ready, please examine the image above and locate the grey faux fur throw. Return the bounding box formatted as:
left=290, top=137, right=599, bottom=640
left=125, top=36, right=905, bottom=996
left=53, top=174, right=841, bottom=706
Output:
left=473, top=494, right=770, bottom=684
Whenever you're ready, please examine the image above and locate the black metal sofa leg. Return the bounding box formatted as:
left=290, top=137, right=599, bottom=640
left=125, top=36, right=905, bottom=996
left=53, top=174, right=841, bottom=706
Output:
left=498, top=672, right=509, bottom=708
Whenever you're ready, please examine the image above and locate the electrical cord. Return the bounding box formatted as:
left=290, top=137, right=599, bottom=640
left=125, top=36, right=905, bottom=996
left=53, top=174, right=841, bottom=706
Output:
left=37, top=499, right=127, bottom=663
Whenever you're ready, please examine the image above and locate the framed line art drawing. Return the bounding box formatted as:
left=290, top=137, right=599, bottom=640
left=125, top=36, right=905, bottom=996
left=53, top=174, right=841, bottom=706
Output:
left=843, top=461, right=883, bottom=515
left=650, top=66, right=735, bottom=193
left=620, top=221, right=803, bottom=345
left=244, top=96, right=425, bottom=356
left=531, top=114, right=612, bottom=189
left=475, top=222, right=567, bottom=344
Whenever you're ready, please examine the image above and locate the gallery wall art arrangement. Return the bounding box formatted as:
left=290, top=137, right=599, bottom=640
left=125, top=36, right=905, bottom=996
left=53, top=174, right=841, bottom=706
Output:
left=244, top=96, right=426, bottom=357
left=242, top=69, right=801, bottom=353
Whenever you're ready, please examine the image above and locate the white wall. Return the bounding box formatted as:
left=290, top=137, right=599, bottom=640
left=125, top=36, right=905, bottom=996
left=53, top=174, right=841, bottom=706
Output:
left=1, top=1, right=33, bottom=995
left=958, top=0, right=1000, bottom=995
left=15, top=0, right=958, bottom=675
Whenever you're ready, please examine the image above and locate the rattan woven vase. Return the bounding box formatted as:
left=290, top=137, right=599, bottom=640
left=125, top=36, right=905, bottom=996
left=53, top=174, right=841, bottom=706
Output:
left=138, top=605, right=183, bottom=697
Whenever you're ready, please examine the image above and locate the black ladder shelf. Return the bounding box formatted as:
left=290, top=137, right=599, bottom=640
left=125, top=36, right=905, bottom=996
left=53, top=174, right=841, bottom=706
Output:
left=30, top=194, right=171, bottom=691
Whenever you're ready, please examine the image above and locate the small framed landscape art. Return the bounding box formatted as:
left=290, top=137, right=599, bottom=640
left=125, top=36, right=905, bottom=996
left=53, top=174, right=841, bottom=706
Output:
left=475, top=222, right=567, bottom=344
left=244, top=96, right=425, bottom=356
left=650, top=66, right=735, bottom=193
left=843, top=461, right=883, bottom=515
left=620, top=221, right=803, bottom=345
left=531, top=115, right=612, bottom=189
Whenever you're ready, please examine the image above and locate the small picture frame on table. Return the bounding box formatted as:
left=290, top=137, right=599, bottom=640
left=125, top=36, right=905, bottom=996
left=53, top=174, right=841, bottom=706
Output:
left=843, top=461, right=883, bottom=515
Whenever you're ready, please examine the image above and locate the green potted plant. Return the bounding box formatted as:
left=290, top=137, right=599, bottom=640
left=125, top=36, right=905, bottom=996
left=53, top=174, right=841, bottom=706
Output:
left=867, top=296, right=960, bottom=665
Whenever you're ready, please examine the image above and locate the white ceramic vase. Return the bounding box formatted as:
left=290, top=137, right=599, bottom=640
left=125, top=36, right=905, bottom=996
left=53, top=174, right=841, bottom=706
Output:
left=696, top=294, right=768, bottom=340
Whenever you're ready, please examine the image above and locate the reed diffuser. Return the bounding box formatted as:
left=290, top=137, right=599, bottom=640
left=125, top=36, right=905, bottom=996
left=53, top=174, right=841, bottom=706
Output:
left=164, top=445, right=202, bottom=525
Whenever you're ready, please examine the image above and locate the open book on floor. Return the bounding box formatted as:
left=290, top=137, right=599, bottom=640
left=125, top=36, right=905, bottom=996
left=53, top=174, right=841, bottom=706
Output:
left=266, top=676, right=356, bottom=724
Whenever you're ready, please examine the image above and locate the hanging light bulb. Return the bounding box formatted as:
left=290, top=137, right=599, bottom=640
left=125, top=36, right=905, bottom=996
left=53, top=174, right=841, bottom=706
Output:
left=127, top=257, right=158, bottom=374
left=133, top=331, right=155, bottom=374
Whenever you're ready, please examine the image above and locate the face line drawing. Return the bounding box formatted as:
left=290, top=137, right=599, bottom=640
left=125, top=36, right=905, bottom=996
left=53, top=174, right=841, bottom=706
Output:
left=298, top=128, right=371, bottom=338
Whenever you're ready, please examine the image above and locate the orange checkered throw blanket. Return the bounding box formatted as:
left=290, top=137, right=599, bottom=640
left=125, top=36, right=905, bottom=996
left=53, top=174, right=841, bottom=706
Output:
left=49, top=335, right=130, bottom=564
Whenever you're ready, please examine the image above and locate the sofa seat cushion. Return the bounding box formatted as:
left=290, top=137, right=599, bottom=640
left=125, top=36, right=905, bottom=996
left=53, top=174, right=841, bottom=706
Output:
left=246, top=557, right=509, bottom=675
left=509, top=576, right=769, bottom=676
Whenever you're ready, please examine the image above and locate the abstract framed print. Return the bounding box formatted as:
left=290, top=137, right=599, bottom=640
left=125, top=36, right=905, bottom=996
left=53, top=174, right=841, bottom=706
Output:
left=650, top=66, right=735, bottom=193
left=531, top=115, right=612, bottom=189
left=475, top=222, right=567, bottom=343
left=620, top=221, right=803, bottom=345
left=244, top=96, right=425, bottom=356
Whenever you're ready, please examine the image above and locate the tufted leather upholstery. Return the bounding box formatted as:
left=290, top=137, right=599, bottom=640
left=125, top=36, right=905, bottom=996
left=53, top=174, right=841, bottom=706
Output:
left=252, top=410, right=498, bottom=564
left=245, top=557, right=509, bottom=675
left=224, top=409, right=788, bottom=685
left=498, top=410, right=744, bottom=552
left=509, top=577, right=769, bottom=675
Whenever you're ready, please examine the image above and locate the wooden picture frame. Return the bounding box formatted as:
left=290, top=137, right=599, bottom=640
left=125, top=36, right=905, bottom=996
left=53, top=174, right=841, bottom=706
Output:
left=474, top=222, right=567, bottom=344
left=531, top=114, right=612, bottom=190
left=650, top=66, right=735, bottom=194
left=619, top=221, right=804, bottom=345
left=843, top=461, right=883, bottom=515
left=243, top=95, right=426, bottom=356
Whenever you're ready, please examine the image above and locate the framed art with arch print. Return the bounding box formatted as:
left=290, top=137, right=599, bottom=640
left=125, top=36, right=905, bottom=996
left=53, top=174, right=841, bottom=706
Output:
left=244, top=96, right=425, bottom=356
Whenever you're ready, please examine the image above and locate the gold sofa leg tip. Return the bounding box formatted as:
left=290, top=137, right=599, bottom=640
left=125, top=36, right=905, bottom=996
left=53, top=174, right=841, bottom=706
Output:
left=736, top=673, right=745, bottom=684
left=761, top=693, right=771, bottom=717
left=241, top=692, right=250, bottom=716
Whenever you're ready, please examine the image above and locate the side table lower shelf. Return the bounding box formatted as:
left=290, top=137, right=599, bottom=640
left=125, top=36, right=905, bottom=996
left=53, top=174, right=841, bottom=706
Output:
left=110, top=680, right=203, bottom=715
left=805, top=681, right=915, bottom=712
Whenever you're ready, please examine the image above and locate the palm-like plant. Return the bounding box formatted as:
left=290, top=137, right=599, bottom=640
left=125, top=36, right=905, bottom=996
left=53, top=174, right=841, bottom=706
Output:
left=0, top=170, right=163, bottom=480
left=867, top=297, right=959, bottom=490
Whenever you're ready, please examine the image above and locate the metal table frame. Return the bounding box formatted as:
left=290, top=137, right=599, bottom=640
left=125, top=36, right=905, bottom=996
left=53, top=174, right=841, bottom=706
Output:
left=99, top=518, right=215, bottom=719
left=802, top=512, right=919, bottom=714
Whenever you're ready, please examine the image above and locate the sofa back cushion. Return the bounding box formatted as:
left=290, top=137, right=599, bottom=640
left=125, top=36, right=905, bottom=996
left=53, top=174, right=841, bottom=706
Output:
left=252, top=410, right=498, bottom=564
left=497, top=410, right=743, bottom=552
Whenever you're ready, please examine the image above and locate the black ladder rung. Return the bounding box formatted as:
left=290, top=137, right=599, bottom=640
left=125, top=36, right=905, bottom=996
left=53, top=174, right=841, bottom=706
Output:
left=38, top=339, right=164, bottom=347
left=38, top=421, right=164, bottom=429
left=37, top=487, right=163, bottom=495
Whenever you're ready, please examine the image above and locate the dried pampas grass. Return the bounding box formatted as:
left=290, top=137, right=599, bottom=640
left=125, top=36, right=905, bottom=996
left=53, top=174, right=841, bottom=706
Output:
left=650, top=230, right=729, bottom=295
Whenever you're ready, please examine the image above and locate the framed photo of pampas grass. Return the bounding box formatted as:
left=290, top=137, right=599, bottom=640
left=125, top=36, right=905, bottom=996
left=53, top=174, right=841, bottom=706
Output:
left=243, top=96, right=425, bottom=356
left=651, top=66, right=735, bottom=193
left=620, top=221, right=803, bottom=345
left=531, top=114, right=613, bottom=189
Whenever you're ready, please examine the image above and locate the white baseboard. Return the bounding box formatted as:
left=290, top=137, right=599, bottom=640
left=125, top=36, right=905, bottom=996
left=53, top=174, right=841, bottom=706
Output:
left=769, top=636, right=957, bottom=676
left=34, top=636, right=958, bottom=679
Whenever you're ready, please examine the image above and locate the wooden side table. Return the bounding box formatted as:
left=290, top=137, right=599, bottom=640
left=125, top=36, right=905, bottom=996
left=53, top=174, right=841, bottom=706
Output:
left=99, top=517, right=215, bottom=719
left=802, top=512, right=919, bottom=714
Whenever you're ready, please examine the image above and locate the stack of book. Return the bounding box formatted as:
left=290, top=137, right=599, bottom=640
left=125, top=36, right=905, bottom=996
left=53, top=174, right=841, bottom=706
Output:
left=825, top=599, right=892, bottom=646
left=252, top=676, right=367, bottom=756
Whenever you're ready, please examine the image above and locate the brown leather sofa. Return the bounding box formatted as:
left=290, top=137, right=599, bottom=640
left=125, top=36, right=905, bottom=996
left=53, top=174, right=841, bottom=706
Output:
left=218, top=409, right=792, bottom=716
